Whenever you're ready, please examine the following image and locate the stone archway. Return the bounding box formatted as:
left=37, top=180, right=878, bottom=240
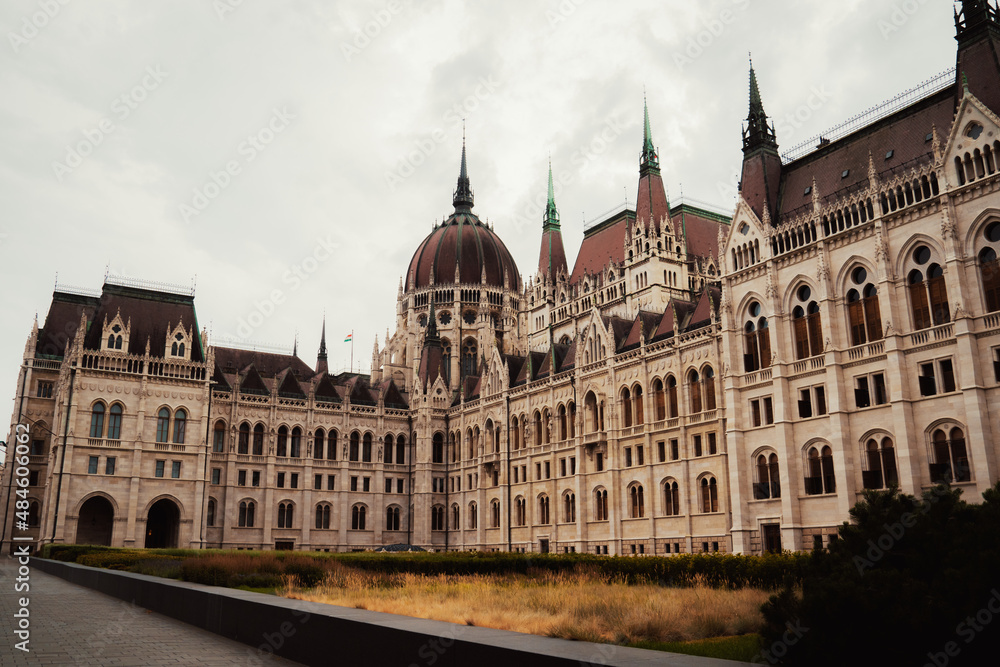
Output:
left=144, top=498, right=180, bottom=549
left=76, top=496, right=114, bottom=546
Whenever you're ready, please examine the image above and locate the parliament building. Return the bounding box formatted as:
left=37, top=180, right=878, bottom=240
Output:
left=4, top=2, right=1000, bottom=556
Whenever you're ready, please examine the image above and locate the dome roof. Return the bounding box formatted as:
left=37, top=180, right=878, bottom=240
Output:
left=406, top=211, right=520, bottom=292
left=404, top=141, right=520, bottom=293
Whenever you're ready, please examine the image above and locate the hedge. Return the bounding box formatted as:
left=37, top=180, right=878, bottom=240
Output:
left=39, top=545, right=807, bottom=590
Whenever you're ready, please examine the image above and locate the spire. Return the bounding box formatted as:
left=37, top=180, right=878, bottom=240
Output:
left=956, top=0, right=998, bottom=40
left=316, top=315, right=328, bottom=374
left=640, top=95, right=659, bottom=173
left=742, top=57, right=778, bottom=154
left=452, top=124, right=474, bottom=212
left=292, top=332, right=298, bottom=358
left=542, top=159, right=560, bottom=231
left=425, top=297, right=441, bottom=346
left=537, top=159, right=569, bottom=280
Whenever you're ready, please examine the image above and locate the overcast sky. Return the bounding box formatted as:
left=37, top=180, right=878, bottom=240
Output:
left=0, top=1, right=958, bottom=414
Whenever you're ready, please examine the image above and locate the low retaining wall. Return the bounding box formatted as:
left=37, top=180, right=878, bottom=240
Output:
left=32, top=558, right=748, bottom=667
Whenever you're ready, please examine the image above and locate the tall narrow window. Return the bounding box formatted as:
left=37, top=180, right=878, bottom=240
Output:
left=172, top=409, right=186, bottom=444
left=253, top=424, right=265, bottom=455
left=385, top=506, right=399, bottom=531
left=277, top=502, right=293, bottom=528
left=755, top=453, right=781, bottom=499
left=652, top=380, right=666, bottom=420
left=277, top=426, right=288, bottom=457
left=314, top=429, right=325, bottom=459
left=629, top=485, right=645, bottom=518
left=363, top=433, right=372, bottom=462
left=792, top=285, right=823, bottom=358
left=350, top=432, right=360, bottom=461
left=980, top=222, right=1000, bottom=312
left=663, top=481, right=680, bottom=516
left=595, top=489, right=608, bottom=521
left=156, top=408, right=169, bottom=443
left=213, top=421, right=226, bottom=453
left=667, top=377, right=678, bottom=417
left=704, top=367, right=716, bottom=411
left=688, top=370, right=702, bottom=413
left=564, top=493, right=576, bottom=522
left=352, top=505, right=367, bottom=530
left=931, top=427, right=970, bottom=483
left=700, top=477, right=718, bottom=513
left=290, top=427, right=302, bottom=458
left=107, top=404, right=122, bottom=440
left=316, top=504, right=331, bottom=529
left=238, top=423, right=249, bottom=454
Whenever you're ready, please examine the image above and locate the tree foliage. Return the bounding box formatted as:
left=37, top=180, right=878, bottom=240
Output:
left=760, top=483, right=1000, bottom=666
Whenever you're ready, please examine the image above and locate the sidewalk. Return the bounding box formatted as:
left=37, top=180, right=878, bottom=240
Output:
left=0, top=557, right=304, bottom=666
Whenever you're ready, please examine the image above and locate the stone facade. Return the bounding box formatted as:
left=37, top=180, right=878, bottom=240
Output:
left=3, top=3, right=999, bottom=556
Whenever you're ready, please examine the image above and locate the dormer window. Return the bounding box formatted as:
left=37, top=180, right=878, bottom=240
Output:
left=841, top=169, right=850, bottom=179
left=166, top=320, right=191, bottom=360
left=803, top=186, right=811, bottom=196
left=102, top=313, right=130, bottom=353
left=884, top=150, right=894, bottom=160
left=107, top=325, right=123, bottom=350
left=170, top=333, right=185, bottom=357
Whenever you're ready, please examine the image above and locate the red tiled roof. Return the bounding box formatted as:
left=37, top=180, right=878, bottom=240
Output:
left=650, top=302, right=677, bottom=342
left=636, top=170, right=669, bottom=234
left=674, top=208, right=727, bottom=260
left=36, top=292, right=100, bottom=358
left=569, top=211, right=631, bottom=284
left=622, top=310, right=662, bottom=350
left=684, top=288, right=717, bottom=331
left=777, top=89, right=956, bottom=221
left=537, top=229, right=568, bottom=279
left=406, top=211, right=521, bottom=291
left=602, top=316, right=633, bottom=352
left=214, top=347, right=314, bottom=378
left=417, top=343, right=448, bottom=392
left=80, top=284, right=205, bottom=361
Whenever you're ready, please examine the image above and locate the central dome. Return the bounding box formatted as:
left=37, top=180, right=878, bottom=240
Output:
left=404, top=143, right=520, bottom=293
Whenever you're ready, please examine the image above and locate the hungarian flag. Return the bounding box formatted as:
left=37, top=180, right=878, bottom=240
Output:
left=344, top=333, right=352, bottom=342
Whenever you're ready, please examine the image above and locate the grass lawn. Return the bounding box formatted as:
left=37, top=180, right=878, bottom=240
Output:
left=281, top=564, right=768, bottom=659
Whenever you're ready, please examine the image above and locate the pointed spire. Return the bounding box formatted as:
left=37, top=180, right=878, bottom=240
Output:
left=640, top=94, right=659, bottom=173
left=292, top=332, right=298, bottom=358
left=542, top=159, right=560, bottom=232
left=425, top=297, right=440, bottom=345
left=316, top=315, right=328, bottom=374
left=742, top=57, right=778, bottom=154
left=452, top=123, right=474, bottom=212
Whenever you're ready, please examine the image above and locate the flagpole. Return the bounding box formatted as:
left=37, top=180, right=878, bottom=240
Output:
left=351, top=329, right=354, bottom=373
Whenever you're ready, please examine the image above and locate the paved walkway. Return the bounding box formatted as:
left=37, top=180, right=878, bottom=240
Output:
left=0, top=557, right=305, bottom=666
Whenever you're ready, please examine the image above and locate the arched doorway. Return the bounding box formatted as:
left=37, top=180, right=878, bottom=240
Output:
left=145, top=498, right=180, bottom=548
left=76, top=496, right=114, bottom=545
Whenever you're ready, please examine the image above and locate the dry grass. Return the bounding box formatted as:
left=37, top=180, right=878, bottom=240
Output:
left=280, top=563, right=768, bottom=644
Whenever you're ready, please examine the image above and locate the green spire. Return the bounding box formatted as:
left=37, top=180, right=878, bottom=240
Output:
left=743, top=57, right=777, bottom=154
left=640, top=95, right=659, bottom=173
left=543, top=159, right=560, bottom=231
left=749, top=60, right=763, bottom=110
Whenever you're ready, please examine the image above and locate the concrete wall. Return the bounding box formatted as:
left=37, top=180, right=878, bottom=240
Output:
left=32, top=558, right=746, bottom=667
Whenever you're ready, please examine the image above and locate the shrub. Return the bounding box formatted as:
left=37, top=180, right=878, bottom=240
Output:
left=760, top=483, right=1000, bottom=666
left=77, top=550, right=184, bottom=571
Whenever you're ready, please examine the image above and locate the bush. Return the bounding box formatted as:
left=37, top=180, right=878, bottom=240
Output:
left=77, top=550, right=184, bottom=571
left=760, top=483, right=1000, bottom=666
